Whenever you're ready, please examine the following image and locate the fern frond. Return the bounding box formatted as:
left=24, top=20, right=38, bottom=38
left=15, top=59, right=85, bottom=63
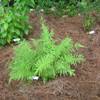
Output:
left=9, top=17, right=84, bottom=82
left=9, top=41, right=35, bottom=81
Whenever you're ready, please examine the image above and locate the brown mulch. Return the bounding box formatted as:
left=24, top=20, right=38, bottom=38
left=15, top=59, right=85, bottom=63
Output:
left=0, top=12, right=100, bottom=100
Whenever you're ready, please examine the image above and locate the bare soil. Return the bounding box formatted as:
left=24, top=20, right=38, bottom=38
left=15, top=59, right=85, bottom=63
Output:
left=0, top=12, right=100, bottom=100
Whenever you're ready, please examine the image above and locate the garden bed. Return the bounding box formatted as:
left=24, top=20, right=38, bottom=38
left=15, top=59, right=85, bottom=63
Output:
left=0, top=12, right=100, bottom=100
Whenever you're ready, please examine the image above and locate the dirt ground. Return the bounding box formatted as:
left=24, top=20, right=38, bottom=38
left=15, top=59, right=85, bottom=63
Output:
left=0, top=12, right=100, bottom=100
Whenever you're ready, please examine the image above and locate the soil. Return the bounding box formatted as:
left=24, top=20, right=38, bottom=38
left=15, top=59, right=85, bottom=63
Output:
left=0, top=12, right=100, bottom=100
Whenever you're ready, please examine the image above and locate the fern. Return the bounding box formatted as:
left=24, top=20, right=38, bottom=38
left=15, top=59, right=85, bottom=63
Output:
left=9, top=18, right=84, bottom=82
left=9, top=41, right=34, bottom=81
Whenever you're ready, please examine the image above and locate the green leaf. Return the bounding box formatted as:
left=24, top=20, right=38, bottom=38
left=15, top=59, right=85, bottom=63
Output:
left=4, top=23, right=8, bottom=30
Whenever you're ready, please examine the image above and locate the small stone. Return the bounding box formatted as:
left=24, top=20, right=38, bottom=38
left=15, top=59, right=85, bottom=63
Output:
left=88, top=30, right=95, bottom=35
left=30, top=9, right=34, bottom=12
left=78, top=13, right=81, bottom=16
left=32, top=76, right=39, bottom=80
left=62, top=15, right=68, bottom=18
left=50, top=7, right=55, bottom=11
left=40, top=9, right=44, bottom=12
left=13, top=38, right=20, bottom=42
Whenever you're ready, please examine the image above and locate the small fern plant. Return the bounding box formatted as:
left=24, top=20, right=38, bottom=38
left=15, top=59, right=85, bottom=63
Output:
left=9, top=17, right=84, bottom=82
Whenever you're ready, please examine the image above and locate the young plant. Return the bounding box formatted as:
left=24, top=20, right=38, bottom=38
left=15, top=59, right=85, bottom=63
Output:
left=9, top=18, right=84, bottom=82
left=83, top=14, right=95, bottom=31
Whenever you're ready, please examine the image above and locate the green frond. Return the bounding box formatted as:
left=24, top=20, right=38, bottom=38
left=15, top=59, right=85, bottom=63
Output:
left=9, top=41, right=35, bottom=81
left=9, top=17, right=84, bottom=82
